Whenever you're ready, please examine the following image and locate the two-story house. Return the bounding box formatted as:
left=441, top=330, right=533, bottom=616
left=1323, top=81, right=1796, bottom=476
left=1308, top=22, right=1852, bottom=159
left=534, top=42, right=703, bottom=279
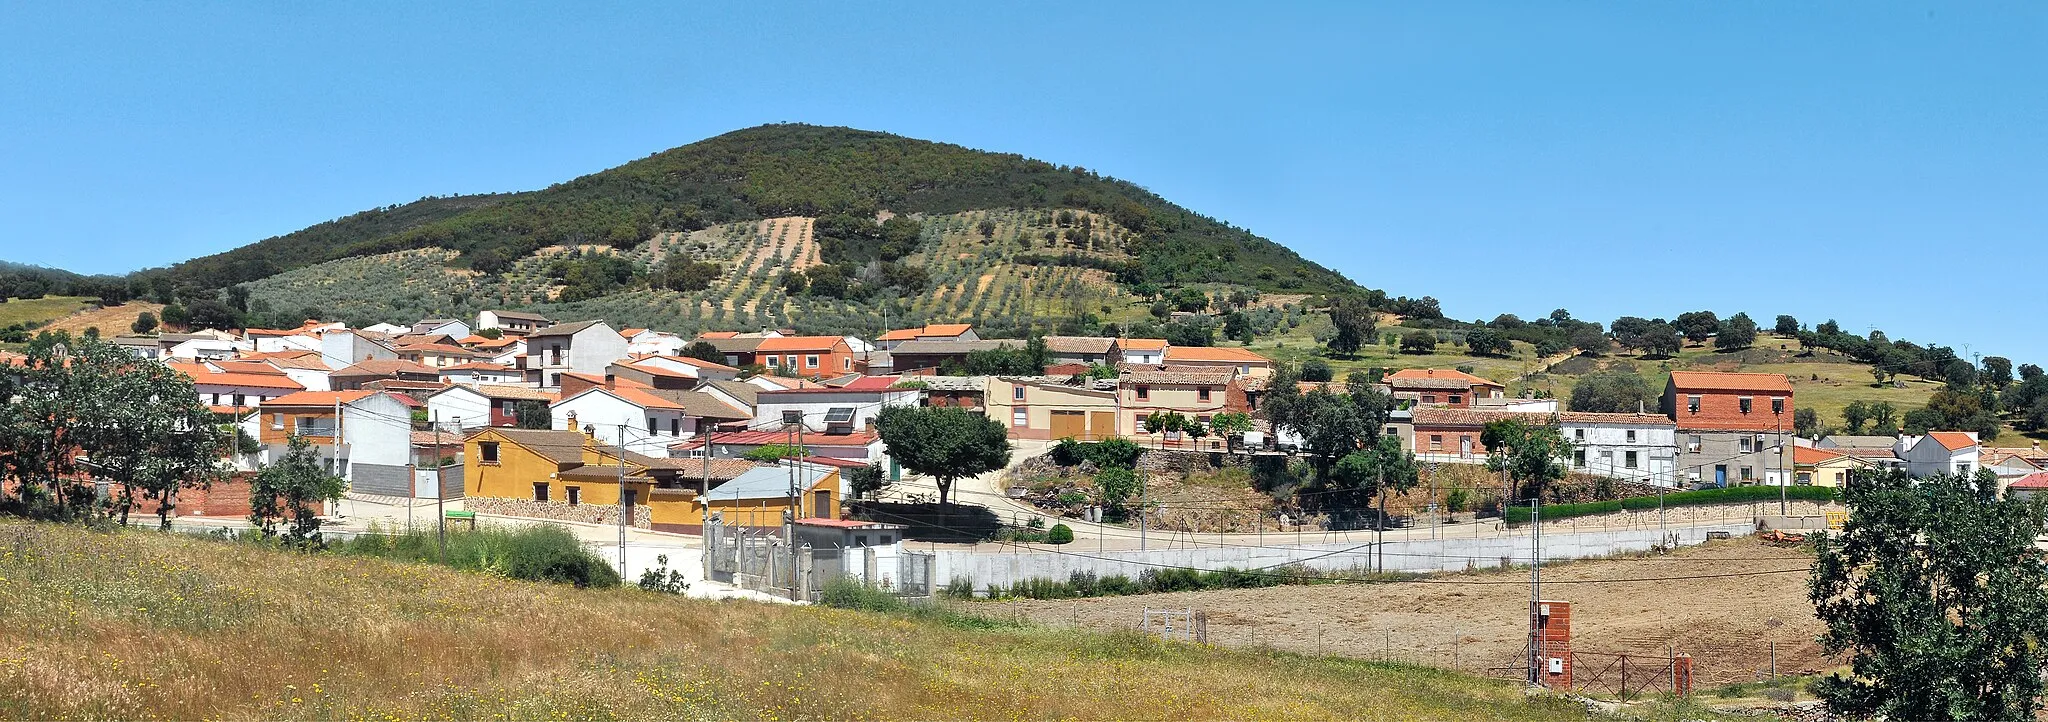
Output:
left=550, top=378, right=751, bottom=456
left=411, top=318, right=472, bottom=339
left=749, top=378, right=920, bottom=438
left=1664, top=371, right=1795, bottom=487
left=1895, top=431, right=1981, bottom=478
left=1119, top=338, right=1169, bottom=365
left=754, top=336, right=860, bottom=377
left=317, top=328, right=398, bottom=369
left=254, top=389, right=415, bottom=496
left=169, top=360, right=307, bottom=414
left=523, top=320, right=631, bottom=389
left=463, top=426, right=783, bottom=534
left=1559, top=412, right=1679, bottom=485
left=475, top=310, right=553, bottom=336
left=330, top=359, right=443, bottom=390
left=1122, top=366, right=1242, bottom=444
left=987, top=375, right=1120, bottom=441
left=1385, top=368, right=1506, bottom=407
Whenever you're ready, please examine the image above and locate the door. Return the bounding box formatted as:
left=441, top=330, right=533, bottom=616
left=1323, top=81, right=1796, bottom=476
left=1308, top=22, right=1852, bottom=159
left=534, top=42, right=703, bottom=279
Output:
left=623, top=489, right=637, bottom=522
left=813, top=490, right=831, bottom=519
left=1050, top=410, right=1085, bottom=440
left=1714, top=465, right=1728, bottom=486
left=1089, top=411, right=1115, bottom=441
left=1459, top=436, right=1472, bottom=457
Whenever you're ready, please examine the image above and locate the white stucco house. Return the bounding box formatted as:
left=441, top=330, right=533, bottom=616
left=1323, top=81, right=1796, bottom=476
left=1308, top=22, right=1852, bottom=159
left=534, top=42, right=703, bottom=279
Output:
left=318, top=329, right=398, bottom=369
left=523, top=320, right=631, bottom=389
left=1559, top=412, right=1682, bottom=487
left=1895, top=431, right=1981, bottom=478
left=551, top=383, right=751, bottom=456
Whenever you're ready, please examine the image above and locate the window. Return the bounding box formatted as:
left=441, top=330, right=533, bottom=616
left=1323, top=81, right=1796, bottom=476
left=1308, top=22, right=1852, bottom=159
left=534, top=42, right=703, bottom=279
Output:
left=1741, top=466, right=1754, bottom=481
left=764, top=356, right=778, bottom=368
left=1013, top=386, right=1026, bottom=401
left=1740, top=436, right=1754, bottom=453
left=1422, top=394, right=1437, bottom=404
left=782, top=410, right=803, bottom=425
left=1739, top=397, right=1753, bottom=414
left=1012, top=408, right=1028, bottom=427
left=1771, top=397, right=1784, bottom=415
left=1573, top=450, right=1586, bottom=467
left=647, top=417, right=657, bottom=434
left=1134, top=413, right=1147, bottom=430
left=879, top=534, right=893, bottom=544
left=842, top=358, right=852, bottom=370
left=1198, top=387, right=1212, bottom=402
left=1834, top=471, right=1846, bottom=485
left=785, top=355, right=798, bottom=369
left=1449, top=394, right=1463, bottom=405
left=1797, top=472, right=1813, bottom=486
left=1136, top=386, right=1150, bottom=401
left=479, top=442, right=500, bottom=464
left=855, top=535, right=868, bottom=546
left=1429, top=434, right=1444, bottom=451
left=1956, top=462, right=1973, bottom=476
left=1574, top=428, right=1585, bottom=442
left=1625, top=430, right=1637, bottom=443
left=805, top=355, right=819, bottom=368
left=566, top=487, right=581, bottom=506
left=1198, top=415, right=1211, bottom=426
left=1625, top=451, right=1639, bottom=469
left=670, top=418, right=680, bottom=436
left=1687, top=396, right=1701, bottom=414
left=232, top=393, right=246, bottom=407
left=823, top=407, right=855, bottom=424
left=533, top=483, right=549, bottom=502
left=271, top=413, right=284, bottom=431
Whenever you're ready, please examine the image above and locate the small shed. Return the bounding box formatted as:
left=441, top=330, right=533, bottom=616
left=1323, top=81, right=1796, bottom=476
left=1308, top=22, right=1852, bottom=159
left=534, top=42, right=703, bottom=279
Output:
left=792, top=517, right=907, bottom=549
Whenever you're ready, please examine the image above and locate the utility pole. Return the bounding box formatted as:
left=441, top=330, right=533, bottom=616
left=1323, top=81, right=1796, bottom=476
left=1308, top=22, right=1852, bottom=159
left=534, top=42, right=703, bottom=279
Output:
left=616, top=424, right=628, bottom=581
left=1528, top=496, right=1541, bottom=686
left=1777, top=416, right=1788, bottom=515
left=433, top=411, right=446, bottom=559
left=1375, top=466, right=1386, bottom=574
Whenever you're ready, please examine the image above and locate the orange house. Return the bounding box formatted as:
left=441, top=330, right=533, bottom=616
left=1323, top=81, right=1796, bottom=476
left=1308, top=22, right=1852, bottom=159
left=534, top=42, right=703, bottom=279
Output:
left=755, top=336, right=858, bottom=377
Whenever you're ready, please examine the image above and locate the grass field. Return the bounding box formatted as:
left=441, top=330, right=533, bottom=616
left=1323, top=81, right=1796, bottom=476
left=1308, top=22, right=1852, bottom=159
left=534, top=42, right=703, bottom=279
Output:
left=0, top=520, right=1625, bottom=720
left=0, top=295, right=93, bottom=328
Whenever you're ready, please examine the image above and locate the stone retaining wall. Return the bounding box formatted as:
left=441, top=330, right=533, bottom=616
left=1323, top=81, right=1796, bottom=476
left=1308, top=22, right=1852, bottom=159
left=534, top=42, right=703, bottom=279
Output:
left=466, top=497, right=650, bottom=529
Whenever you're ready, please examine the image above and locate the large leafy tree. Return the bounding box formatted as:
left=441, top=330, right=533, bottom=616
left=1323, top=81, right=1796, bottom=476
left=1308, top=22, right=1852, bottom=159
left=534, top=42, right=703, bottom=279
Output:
left=875, top=405, right=1011, bottom=506
left=1675, top=311, right=1720, bottom=344
left=1326, top=297, right=1375, bottom=357
left=1714, top=312, right=1759, bottom=350
left=84, top=355, right=230, bottom=529
left=248, top=436, right=348, bottom=548
left=1330, top=434, right=1420, bottom=512
left=1809, top=468, right=2048, bottom=720
left=1482, top=417, right=1572, bottom=502
left=1566, top=369, right=1657, bottom=414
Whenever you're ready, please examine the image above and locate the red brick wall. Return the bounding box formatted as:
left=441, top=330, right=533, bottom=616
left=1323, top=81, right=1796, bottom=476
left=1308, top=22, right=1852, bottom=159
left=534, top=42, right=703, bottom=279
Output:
left=1531, top=600, right=1573, bottom=690
left=125, top=474, right=328, bottom=519
left=1665, top=387, right=1792, bottom=432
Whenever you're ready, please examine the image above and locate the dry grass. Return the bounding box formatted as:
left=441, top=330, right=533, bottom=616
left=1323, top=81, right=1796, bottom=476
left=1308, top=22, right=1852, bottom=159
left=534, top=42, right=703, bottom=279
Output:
left=0, top=520, right=1596, bottom=721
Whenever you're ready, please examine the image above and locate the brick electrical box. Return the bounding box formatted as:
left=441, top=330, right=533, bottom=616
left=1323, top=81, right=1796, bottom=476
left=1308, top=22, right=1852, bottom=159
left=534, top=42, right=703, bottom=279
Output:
left=1530, top=599, right=1572, bottom=690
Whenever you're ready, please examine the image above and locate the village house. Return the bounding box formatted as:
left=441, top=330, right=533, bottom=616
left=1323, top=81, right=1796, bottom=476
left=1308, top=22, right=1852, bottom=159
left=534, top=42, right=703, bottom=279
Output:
left=166, top=334, right=244, bottom=361
left=1384, top=368, right=1506, bottom=408
left=1040, top=336, right=1120, bottom=366
left=621, top=328, right=689, bottom=356
left=1793, top=446, right=1875, bottom=488
left=875, top=323, right=977, bottom=350
left=550, top=378, right=752, bottom=456
left=1119, top=338, right=1168, bottom=365
left=750, top=378, right=920, bottom=437
left=463, top=427, right=771, bottom=534
left=754, top=336, right=860, bottom=377
left=437, top=361, right=521, bottom=385
left=394, top=342, right=480, bottom=369
left=169, top=360, right=306, bottom=414
left=239, top=350, right=335, bottom=391
left=1664, top=371, right=1795, bottom=487
left=330, top=358, right=442, bottom=390
left=411, top=318, right=472, bottom=339
left=254, top=390, right=415, bottom=496
left=987, top=375, right=1120, bottom=441
left=702, top=461, right=844, bottom=529
left=1894, top=431, right=1980, bottom=478
left=424, top=384, right=557, bottom=430
left=1162, top=346, right=1274, bottom=379
left=522, top=320, right=631, bottom=389
left=1121, top=366, right=1242, bottom=445
left=2005, top=471, right=2048, bottom=501
left=887, top=339, right=1023, bottom=374
left=606, top=355, right=740, bottom=390
left=476, top=310, right=552, bottom=336
left=1560, top=412, right=1680, bottom=485
left=317, top=328, right=398, bottom=369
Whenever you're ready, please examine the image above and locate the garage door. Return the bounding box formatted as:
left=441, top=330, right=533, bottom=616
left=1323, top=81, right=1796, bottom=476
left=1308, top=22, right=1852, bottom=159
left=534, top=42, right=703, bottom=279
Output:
left=1050, top=410, right=1085, bottom=440
left=1089, top=411, right=1116, bottom=441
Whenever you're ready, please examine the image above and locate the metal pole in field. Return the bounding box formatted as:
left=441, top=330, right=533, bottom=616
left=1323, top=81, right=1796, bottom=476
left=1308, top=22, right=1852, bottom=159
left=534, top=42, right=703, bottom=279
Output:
left=1778, top=416, right=1789, bottom=515
left=1528, top=496, right=1541, bottom=686
left=434, top=411, right=446, bottom=559
left=617, top=424, right=629, bottom=581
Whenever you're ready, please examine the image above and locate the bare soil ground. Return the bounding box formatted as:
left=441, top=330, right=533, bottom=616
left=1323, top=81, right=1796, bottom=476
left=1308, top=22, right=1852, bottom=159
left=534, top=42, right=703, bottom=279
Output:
left=985, top=537, right=1827, bottom=686
left=45, top=301, right=165, bottom=336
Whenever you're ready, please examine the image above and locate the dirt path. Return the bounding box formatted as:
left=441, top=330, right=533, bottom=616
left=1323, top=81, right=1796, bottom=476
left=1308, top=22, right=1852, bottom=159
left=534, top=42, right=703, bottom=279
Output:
left=983, top=538, right=1826, bottom=686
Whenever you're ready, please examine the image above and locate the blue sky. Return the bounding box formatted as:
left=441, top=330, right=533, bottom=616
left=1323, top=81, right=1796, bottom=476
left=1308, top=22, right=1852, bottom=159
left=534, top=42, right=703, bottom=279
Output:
left=3, top=3, right=2044, bottom=361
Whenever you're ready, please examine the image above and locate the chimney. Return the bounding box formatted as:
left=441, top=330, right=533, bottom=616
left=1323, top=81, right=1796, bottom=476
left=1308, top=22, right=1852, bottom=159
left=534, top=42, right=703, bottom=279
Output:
left=565, top=410, right=577, bottom=432
left=604, top=373, right=616, bottom=390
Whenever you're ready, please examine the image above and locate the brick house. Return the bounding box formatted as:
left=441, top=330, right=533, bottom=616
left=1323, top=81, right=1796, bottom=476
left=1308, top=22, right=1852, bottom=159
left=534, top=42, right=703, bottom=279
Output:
left=1385, top=368, right=1506, bottom=407
left=1663, top=371, right=1795, bottom=487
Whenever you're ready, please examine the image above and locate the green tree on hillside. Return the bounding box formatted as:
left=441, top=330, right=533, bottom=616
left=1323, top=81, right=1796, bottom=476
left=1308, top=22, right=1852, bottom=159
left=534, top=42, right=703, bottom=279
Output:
left=1399, top=330, right=1437, bottom=354
left=1464, top=328, right=1511, bottom=357
left=1794, top=408, right=1820, bottom=438
left=1842, top=400, right=1872, bottom=434
left=1809, top=468, right=2048, bottom=721
left=131, top=311, right=157, bottom=334
left=875, top=406, right=1011, bottom=506
left=1326, top=297, right=1375, bottom=356
left=1774, top=314, right=1800, bottom=336
left=1983, top=356, right=2014, bottom=389
left=1675, top=311, right=1720, bottom=344
left=1301, top=359, right=1334, bottom=382
left=1714, top=312, right=1758, bottom=350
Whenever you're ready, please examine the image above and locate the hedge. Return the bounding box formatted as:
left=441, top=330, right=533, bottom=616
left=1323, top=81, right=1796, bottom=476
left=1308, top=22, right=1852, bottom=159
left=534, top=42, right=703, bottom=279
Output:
left=1504, top=484, right=1840, bottom=524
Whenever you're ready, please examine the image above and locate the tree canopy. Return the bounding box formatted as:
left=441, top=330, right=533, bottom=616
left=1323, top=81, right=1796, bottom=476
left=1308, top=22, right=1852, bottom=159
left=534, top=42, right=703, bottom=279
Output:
left=874, top=405, right=1011, bottom=506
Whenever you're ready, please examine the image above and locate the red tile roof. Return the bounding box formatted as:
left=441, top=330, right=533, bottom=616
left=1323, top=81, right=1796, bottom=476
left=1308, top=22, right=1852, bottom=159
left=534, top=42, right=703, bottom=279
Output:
left=755, top=336, right=847, bottom=352
left=1794, top=446, right=1850, bottom=465
left=1165, top=346, right=1270, bottom=363
left=1120, top=338, right=1169, bottom=351
left=2009, top=472, right=2048, bottom=490
left=1385, top=368, right=1504, bottom=388
left=262, top=390, right=376, bottom=407
left=1667, top=371, right=1794, bottom=393
left=1926, top=431, right=1979, bottom=451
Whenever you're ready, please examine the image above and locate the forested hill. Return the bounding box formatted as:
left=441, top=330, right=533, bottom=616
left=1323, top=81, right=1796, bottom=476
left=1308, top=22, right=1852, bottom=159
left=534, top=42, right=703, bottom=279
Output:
left=137, top=124, right=1360, bottom=298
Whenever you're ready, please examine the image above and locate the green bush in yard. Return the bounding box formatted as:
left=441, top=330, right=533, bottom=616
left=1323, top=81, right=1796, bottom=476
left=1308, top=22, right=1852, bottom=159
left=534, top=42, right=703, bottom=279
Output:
left=1046, top=523, right=1074, bottom=544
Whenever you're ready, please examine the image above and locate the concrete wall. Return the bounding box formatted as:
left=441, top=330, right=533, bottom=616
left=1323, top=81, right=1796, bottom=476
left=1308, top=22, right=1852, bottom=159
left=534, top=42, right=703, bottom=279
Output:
left=932, top=523, right=1756, bottom=590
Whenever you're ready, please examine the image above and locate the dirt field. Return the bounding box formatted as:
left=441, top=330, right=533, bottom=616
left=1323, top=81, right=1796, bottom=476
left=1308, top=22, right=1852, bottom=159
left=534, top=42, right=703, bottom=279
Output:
left=43, top=300, right=164, bottom=336
left=984, top=537, right=1827, bottom=687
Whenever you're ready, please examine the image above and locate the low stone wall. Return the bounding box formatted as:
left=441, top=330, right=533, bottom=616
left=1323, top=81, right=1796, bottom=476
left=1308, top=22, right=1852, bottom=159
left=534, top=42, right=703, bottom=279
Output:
left=1135, top=448, right=1252, bottom=475
left=466, top=497, right=650, bottom=529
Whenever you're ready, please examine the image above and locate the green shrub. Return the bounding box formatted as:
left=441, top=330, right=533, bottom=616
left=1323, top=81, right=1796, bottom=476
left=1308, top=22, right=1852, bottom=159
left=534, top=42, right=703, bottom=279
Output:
left=1046, top=524, right=1074, bottom=544
left=940, top=576, right=976, bottom=599
left=1050, top=438, right=1083, bottom=466
left=820, top=577, right=903, bottom=612
left=335, top=524, right=622, bottom=588
left=1504, top=484, right=1840, bottom=523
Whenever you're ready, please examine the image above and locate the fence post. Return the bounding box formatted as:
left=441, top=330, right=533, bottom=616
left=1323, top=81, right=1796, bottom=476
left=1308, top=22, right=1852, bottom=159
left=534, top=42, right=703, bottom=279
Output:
left=1673, top=652, right=1693, bottom=697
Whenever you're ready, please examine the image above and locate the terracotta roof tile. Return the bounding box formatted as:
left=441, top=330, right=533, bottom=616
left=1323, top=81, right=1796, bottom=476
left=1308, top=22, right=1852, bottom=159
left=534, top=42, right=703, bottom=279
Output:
left=1667, top=371, right=1794, bottom=393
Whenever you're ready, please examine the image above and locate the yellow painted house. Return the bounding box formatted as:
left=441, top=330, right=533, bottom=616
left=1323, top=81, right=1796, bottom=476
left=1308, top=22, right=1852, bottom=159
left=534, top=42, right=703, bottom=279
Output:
left=1793, top=446, right=1872, bottom=488
left=463, top=427, right=839, bottom=533
left=985, top=376, right=1120, bottom=441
